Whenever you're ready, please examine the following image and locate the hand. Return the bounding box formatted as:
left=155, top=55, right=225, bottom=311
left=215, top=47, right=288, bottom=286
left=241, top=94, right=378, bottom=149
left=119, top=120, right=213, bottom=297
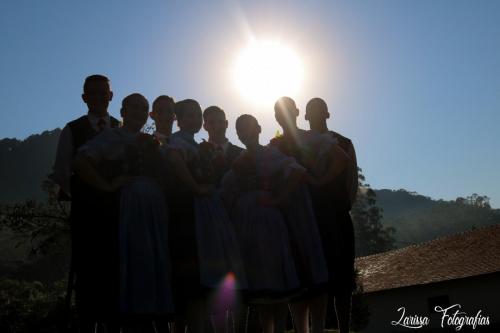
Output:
left=196, top=184, right=213, bottom=197
left=258, top=193, right=279, bottom=207
left=108, top=175, right=133, bottom=191
left=305, top=173, right=320, bottom=187
left=302, top=154, right=317, bottom=171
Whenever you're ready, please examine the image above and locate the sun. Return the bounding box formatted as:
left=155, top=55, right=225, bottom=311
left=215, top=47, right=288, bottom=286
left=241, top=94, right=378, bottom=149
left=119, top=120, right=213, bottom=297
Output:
left=233, top=40, right=304, bottom=106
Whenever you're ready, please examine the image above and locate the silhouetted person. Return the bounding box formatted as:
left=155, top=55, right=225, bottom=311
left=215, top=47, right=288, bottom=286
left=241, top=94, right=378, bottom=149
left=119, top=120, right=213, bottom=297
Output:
left=74, top=93, right=184, bottom=333
left=50, top=74, right=120, bottom=332
left=222, top=114, right=303, bottom=333
left=150, top=95, right=176, bottom=144
left=200, top=107, right=245, bottom=333
left=169, top=99, right=209, bottom=333
left=202, top=106, right=243, bottom=187
left=305, top=97, right=357, bottom=333
left=271, top=97, right=349, bottom=333
left=305, top=97, right=358, bottom=205
left=170, top=100, right=246, bottom=333
left=150, top=94, right=177, bottom=333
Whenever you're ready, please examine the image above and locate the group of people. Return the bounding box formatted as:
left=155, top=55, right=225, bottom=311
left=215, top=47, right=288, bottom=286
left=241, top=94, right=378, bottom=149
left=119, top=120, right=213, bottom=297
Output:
left=50, top=74, right=358, bottom=333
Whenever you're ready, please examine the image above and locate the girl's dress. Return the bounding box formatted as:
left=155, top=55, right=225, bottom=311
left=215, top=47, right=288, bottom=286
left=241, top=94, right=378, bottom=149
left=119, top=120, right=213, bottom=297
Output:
left=221, top=146, right=300, bottom=302
left=79, top=128, right=174, bottom=315
left=169, top=131, right=247, bottom=294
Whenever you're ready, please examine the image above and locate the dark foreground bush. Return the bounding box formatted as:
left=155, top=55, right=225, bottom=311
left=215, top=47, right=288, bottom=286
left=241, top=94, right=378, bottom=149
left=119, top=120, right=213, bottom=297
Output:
left=0, top=278, right=68, bottom=333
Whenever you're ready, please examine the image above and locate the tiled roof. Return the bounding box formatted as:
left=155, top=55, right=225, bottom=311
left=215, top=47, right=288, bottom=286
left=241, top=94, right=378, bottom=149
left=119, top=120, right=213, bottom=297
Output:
left=355, top=224, right=500, bottom=293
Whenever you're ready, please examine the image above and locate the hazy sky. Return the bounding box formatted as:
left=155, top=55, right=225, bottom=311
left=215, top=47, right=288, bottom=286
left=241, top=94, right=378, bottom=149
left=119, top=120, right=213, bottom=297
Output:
left=1, top=0, right=499, bottom=207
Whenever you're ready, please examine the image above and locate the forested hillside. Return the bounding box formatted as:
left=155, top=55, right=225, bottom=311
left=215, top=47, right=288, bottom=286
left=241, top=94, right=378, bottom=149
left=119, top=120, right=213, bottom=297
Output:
left=376, top=189, right=499, bottom=247
left=0, top=129, right=60, bottom=203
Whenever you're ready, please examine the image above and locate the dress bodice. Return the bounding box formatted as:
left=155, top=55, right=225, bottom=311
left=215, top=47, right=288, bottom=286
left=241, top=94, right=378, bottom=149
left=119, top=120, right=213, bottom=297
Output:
left=79, top=128, right=165, bottom=181
left=231, top=146, right=304, bottom=193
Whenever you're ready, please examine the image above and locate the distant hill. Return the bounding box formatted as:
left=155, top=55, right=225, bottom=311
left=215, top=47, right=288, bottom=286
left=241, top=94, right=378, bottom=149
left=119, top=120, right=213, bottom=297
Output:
left=374, top=189, right=500, bottom=247
left=0, top=129, right=61, bottom=267
left=375, top=189, right=436, bottom=218
left=0, top=129, right=61, bottom=203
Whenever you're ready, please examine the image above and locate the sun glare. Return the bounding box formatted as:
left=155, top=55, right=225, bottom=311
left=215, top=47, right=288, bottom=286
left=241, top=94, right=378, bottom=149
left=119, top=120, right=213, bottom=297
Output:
left=233, top=40, right=304, bottom=106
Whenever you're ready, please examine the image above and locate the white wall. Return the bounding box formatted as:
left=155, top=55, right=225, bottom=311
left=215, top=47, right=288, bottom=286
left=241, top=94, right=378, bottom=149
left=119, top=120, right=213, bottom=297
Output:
left=359, top=272, right=500, bottom=333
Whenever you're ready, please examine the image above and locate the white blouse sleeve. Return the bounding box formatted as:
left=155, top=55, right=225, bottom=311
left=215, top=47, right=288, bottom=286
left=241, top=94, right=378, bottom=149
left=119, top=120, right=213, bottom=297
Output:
left=78, top=129, right=120, bottom=163
left=49, top=124, right=74, bottom=196
left=313, top=132, right=337, bottom=157
left=169, top=137, right=196, bottom=163
left=266, top=146, right=305, bottom=178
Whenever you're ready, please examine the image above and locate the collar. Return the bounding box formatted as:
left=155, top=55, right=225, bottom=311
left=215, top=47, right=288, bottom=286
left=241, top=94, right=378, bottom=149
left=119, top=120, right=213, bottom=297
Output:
left=208, top=138, right=229, bottom=154
left=173, top=130, right=197, bottom=146
left=154, top=131, right=169, bottom=141
left=87, top=112, right=110, bottom=131
left=116, top=127, right=139, bottom=139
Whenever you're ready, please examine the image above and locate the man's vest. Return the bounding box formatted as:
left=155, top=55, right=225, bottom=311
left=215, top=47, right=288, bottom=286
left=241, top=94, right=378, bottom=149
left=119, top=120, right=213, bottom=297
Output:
left=68, top=115, right=120, bottom=201
left=68, top=115, right=120, bottom=151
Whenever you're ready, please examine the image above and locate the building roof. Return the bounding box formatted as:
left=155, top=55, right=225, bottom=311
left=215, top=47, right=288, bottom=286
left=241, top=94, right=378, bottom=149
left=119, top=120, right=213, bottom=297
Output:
left=355, top=224, right=500, bottom=293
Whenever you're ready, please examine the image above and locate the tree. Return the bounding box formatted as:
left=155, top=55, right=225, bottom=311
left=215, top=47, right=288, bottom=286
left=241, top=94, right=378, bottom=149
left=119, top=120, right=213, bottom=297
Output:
left=0, top=278, right=67, bottom=333
left=0, top=181, right=69, bottom=260
left=461, top=193, right=491, bottom=209
left=0, top=181, right=70, bottom=333
left=351, top=168, right=396, bottom=257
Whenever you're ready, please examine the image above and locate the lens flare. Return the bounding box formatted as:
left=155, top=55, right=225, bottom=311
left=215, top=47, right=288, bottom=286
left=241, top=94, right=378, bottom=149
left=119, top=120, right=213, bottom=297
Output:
left=210, top=272, right=237, bottom=315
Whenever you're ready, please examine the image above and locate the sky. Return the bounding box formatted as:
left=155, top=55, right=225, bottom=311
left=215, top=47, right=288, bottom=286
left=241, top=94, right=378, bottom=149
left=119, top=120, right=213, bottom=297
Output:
left=1, top=0, right=499, bottom=207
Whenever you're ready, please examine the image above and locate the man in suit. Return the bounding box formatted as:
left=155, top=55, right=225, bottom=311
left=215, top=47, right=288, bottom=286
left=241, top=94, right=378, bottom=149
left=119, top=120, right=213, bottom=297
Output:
left=50, top=74, right=120, bottom=332
left=305, top=97, right=358, bottom=333
left=51, top=74, right=119, bottom=197
left=202, top=106, right=243, bottom=187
